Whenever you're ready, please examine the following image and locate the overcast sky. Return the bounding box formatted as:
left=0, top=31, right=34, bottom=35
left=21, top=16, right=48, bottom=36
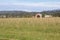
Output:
left=0, top=0, right=60, bottom=12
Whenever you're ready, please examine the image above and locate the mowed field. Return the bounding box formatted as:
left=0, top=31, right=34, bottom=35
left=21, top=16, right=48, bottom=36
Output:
left=0, top=17, right=60, bottom=40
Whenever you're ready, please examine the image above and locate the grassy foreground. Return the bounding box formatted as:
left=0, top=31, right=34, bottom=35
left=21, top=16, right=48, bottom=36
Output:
left=0, top=18, right=60, bottom=40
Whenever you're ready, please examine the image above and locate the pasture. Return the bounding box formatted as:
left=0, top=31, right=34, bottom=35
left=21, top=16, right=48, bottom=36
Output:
left=0, top=17, right=60, bottom=40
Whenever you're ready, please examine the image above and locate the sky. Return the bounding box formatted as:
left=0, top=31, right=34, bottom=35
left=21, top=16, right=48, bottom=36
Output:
left=0, top=0, right=60, bottom=12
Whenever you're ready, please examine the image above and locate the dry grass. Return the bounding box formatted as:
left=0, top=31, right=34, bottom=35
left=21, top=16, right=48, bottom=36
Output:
left=0, top=17, right=60, bottom=40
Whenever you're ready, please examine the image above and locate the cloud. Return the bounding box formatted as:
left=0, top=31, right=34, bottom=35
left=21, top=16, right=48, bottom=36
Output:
left=0, top=2, right=60, bottom=12
left=0, top=2, right=60, bottom=8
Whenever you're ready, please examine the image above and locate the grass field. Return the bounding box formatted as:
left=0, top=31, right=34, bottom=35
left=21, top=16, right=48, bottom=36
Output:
left=0, top=17, right=60, bottom=40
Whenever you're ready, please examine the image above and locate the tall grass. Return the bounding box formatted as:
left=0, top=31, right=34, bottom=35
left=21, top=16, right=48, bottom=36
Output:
left=0, top=17, right=60, bottom=40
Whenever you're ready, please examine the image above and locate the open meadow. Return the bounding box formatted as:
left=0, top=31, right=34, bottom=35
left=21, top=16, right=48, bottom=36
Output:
left=0, top=17, right=60, bottom=40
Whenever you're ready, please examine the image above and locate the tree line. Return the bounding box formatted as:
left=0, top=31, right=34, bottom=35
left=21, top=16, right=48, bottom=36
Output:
left=0, top=10, right=60, bottom=18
